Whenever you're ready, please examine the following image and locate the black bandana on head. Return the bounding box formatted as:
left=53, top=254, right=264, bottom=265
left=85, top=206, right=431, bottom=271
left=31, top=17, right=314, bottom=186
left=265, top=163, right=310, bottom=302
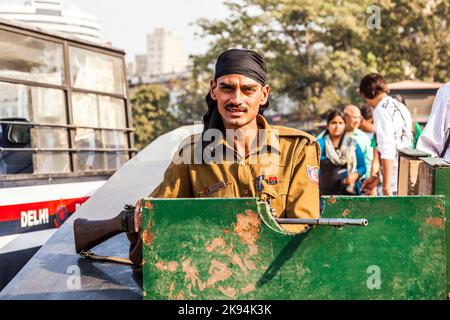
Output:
left=203, top=48, right=270, bottom=137
left=214, top=48, right=267, bottom=86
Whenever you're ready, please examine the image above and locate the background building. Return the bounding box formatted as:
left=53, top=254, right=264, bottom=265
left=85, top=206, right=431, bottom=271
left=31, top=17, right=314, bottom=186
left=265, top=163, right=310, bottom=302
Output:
left=388, top=80, right=443, bottom=123
left=146, top=28, right=188, bottom=76
left=135, top=54, right=148, bottom=76
left=0, top=0, right=100, bottom=42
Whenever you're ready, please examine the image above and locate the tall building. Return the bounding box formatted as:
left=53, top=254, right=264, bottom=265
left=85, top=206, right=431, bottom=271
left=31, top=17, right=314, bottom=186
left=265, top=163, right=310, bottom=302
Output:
left=135, top=54, right=148, bottom=76
left=0, top=0, right=100, bottom=42
left=147, top=28, right=188, bottom=76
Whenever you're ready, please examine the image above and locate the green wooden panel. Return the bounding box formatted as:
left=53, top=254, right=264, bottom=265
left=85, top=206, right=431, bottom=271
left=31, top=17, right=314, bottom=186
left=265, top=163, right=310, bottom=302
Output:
left=433, top=166, right=450, bottom=297
left=142, top=196, right=446, bottom=300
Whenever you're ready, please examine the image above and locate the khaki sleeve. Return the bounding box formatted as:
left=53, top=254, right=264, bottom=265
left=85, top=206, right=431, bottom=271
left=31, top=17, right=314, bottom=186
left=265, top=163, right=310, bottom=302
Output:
left=284, top=140, right=320, bottom=233
left=149, top=155, right=194, bottom=198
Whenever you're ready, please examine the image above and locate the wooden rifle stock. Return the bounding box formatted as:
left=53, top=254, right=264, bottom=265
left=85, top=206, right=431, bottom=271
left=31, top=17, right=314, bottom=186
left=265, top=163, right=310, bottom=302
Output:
left=73, top=205, right=135, bottom=254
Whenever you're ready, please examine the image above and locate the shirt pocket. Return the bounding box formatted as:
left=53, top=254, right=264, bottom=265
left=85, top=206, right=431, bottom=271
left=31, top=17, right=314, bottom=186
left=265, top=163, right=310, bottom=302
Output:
left=259, top=177, right=288, bottom=217
left=197, top=181, right=235, bottom=198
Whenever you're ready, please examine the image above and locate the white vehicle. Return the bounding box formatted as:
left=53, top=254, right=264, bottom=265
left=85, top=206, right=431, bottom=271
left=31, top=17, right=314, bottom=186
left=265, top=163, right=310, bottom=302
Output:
left=0, top=18, right=134, bottom=289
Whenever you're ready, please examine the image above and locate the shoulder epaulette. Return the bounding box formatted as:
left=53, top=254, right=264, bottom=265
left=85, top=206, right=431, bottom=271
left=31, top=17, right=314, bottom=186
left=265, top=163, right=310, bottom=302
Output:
left=272, top=126, right=316, bottom=142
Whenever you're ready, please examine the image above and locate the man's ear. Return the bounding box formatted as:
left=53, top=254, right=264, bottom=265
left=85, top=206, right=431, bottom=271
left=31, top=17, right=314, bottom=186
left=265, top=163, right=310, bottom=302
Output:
left=210, top=80, right=217, bottom=100
left=260, top=85, right=270, bottom=105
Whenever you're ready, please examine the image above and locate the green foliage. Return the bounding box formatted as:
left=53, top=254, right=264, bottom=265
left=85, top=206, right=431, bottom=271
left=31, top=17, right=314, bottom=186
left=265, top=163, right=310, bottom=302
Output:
left=172, top=61, right=211, bottom=125
left=130, top=84, right=179, bottom=150
left=178, top=0, right=449, bottom=121
left=360, top=0, right=450, bottom=82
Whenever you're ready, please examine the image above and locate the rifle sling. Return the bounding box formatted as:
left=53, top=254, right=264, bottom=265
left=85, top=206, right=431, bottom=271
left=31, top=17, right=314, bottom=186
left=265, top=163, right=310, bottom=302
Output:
left=79, top=250, right=134, bottom=266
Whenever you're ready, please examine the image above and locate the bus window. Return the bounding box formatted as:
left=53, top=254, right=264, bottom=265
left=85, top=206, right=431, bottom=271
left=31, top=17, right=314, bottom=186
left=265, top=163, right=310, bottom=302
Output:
left=98, top=96, right=127, bottom=128
left=73, top=128, right=104, bottom=172
left=0, top=80, right=67, bottom=126
left=0, top=124, right=3, bottom=174
left=72, top=93, right=99, bottom=127
left=69, top=46, right=125, bottom=95
left=1, top=21, right=133, bottom=179
left=32, top=126, right=70, bottom=174
left=75, top=151, right=105, bottom=172
left=103, top=131, right=127, bottom=149
left=0, top=82, right=31, bottom=121
left=72, top=92, right=129, bottom=173
left=0, top=82, right=70, bottom=174
left=106, top=152, right=129, bottom=170
left=0, top=29, right=64, bottom=85
left=0, top=118, right=32, bottom=174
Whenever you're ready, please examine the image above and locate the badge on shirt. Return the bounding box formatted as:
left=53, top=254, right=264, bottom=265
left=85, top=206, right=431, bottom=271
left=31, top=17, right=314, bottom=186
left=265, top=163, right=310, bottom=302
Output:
left=266, top=176, right=279, bottom=185
left=200, top=181, right=228, bottom=195
left=307, top=165, right=319, bottom=184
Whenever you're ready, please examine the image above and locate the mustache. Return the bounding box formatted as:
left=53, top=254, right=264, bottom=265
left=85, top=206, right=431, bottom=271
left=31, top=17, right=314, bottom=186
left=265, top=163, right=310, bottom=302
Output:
left=224, top=104, right=250, bottom=112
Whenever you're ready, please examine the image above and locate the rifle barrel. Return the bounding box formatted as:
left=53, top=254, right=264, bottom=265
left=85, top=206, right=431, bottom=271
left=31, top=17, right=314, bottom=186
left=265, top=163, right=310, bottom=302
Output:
left=275, top=218, right=368, bottom=227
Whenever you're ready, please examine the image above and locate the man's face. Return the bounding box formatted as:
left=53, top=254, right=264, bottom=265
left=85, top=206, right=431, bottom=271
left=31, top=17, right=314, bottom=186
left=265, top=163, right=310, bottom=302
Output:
left=344, top=106, right=362, bottom=131
left=360, top=117, right=374, bottom=133
left=210, top=74, right=270, bottom=129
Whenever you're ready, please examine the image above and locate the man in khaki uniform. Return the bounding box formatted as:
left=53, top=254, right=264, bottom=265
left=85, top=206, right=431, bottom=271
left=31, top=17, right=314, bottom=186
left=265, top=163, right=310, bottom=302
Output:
left=135, top=48, right=320, bottom=234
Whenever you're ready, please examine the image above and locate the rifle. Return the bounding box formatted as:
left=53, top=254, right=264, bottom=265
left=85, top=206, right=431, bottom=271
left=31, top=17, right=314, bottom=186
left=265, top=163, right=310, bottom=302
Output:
left=73, top=204, right=139, bottom=265
left=276, top=218, right=368, bottom=227
left=73, top=203, right=368, bottom=266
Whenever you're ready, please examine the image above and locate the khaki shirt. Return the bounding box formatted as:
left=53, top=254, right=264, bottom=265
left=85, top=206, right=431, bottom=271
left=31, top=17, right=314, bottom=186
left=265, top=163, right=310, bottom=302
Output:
left=150, top=115, right=320, bottom=233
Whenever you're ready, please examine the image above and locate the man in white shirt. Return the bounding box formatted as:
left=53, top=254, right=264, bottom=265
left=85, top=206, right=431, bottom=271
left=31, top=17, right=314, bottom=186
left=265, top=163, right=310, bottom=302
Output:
left=417, top=82, right=450, bottom=162
left=359, top=73, right=412, bottom=195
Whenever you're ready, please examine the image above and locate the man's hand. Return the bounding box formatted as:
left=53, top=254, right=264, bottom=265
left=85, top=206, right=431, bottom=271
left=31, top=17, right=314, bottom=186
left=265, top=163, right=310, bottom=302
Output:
left=363, top=186, right=378, bottom=195
left=343, top=172, right=359, bottom=186
left=361, top=175, right=379, bottom=192
left=134, top=199, right=142, bottom=233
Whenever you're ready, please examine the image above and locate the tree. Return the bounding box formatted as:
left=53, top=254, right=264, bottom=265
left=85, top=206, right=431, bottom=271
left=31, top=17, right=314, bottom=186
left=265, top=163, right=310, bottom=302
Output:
left=173, top=60, right=211, bottom=125
left=190, top=0, right=371, bottom=119
left=359, top=0, right=450, bottom=82
left=183, top=0, right=449, bottom=121
left=131, top=84, right=179, bottom=150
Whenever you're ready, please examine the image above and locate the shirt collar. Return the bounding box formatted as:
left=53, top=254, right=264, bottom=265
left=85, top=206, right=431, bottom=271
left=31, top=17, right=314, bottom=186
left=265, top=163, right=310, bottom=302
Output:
left=206, top=114, right=281, bottom=161
left=376, top=95, right=392, bottom=109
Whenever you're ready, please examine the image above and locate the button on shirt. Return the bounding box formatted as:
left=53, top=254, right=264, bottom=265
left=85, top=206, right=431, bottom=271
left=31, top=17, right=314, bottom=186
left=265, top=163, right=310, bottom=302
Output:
left=417, top=82, right=450, bottom=161
left=373, top=95, right=413, bottom=191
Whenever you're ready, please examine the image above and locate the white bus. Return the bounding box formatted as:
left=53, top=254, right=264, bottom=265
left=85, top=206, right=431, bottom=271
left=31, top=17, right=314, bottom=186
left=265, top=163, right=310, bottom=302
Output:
left=0, top=18, right=135, bottom=289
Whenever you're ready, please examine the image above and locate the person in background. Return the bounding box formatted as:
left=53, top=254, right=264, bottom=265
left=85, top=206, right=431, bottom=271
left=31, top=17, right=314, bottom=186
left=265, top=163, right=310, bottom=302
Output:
left=343, top=105, right=373, bottom=180
left=359, top=73, right=412, bottom=196
left=358, top=105, right=379, bottom=195
left=359, top=105, right=374, bottom=140
left=417, top=82, right=450, bottom=161
left=317, top=110, right=366, bottom=197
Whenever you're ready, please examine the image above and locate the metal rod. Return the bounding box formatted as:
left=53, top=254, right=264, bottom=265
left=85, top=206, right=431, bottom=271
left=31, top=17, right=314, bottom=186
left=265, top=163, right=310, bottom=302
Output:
left=0, top=147, right=136, bottom=153
left=276, top=218, right=368, bottom=227
left=0, top=121, right=134, bottom=132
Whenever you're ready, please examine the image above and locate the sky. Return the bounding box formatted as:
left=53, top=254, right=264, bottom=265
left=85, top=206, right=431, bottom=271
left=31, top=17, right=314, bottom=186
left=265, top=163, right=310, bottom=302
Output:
left=5, top=0, right=230, bottom=61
